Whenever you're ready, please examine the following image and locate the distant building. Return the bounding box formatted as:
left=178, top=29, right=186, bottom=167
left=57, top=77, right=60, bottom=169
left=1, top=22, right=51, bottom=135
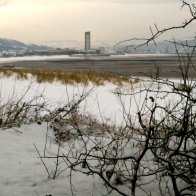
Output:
left=85, top=31, right=91, bottom=51
left=99, top=47, right=105, bottom=54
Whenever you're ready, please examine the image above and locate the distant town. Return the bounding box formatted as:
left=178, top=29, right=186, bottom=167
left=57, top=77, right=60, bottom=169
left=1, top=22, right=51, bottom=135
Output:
left=0, top=32, right=195, bottom=58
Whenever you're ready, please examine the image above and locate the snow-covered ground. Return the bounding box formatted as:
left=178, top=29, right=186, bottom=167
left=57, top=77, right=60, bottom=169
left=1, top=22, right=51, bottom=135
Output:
left=0, top=75, right=125, bottom=195
left=0, top=123, right=120, bottom=196
left=0, top=75, right=195, bottom=196
left=0, top=74, right=186, bottom=125
left=0, top=75, right=129, bottom=125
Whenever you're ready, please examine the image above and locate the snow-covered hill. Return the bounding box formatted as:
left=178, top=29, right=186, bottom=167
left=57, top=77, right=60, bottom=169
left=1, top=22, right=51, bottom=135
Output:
left=115, top=39, right=196, bottom=54
left=0, top=38, right=52, bottom=51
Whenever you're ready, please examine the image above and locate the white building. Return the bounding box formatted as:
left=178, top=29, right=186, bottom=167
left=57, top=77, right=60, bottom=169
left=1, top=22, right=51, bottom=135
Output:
left=100, top=47, right=105, bottom=54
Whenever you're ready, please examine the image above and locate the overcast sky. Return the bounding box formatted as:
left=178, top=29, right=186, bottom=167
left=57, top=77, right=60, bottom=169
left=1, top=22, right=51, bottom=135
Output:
left=0, top=0, right=195, bottom=48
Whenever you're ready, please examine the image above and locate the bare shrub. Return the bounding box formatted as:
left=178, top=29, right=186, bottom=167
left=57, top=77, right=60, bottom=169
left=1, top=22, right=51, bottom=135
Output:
left=0, top=85, right=46, bottom=128
left=35, top=42, right=196, bottom=196
left=31, top=1, right=196, bottom=194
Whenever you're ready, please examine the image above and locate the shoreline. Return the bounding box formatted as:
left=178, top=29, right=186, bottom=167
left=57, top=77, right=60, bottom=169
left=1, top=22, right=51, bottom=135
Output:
left=0, top=55, right=196, bottom=79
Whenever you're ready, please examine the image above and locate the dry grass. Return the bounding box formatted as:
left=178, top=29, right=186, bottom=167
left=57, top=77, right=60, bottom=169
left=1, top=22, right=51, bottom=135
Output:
left=0, top=67, right=139, bottom=85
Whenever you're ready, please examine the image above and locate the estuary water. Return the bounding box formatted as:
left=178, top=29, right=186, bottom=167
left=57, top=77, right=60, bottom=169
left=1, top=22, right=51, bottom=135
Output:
left=0, top=53, right=176, bottom=64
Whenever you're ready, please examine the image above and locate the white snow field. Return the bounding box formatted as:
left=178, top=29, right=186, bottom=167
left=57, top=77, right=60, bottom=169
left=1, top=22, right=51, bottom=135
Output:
left=0, top=123, right=119, bottom=196
left=0, top=75, right=185, bottom=125
left=0, top=75, right=195, bottom=196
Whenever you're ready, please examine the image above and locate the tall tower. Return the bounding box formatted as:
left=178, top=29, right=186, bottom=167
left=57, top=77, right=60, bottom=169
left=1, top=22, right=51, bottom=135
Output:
left=85, top=31, right=91, bottom=51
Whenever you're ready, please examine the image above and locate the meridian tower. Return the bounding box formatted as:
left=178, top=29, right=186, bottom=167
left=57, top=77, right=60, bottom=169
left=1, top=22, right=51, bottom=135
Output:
left=85, top=31, right=91, bottom=51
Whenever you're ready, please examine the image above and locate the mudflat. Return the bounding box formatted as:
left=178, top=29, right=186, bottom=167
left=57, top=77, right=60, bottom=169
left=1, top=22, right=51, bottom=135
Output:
left=4, top=55, right=196, bottom=78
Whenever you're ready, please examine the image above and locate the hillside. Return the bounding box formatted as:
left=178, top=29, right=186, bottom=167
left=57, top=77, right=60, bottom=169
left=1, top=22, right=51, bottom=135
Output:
left=0, top=38, right=52, bottom=51
left=116, top=39, right=196, bottom=54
